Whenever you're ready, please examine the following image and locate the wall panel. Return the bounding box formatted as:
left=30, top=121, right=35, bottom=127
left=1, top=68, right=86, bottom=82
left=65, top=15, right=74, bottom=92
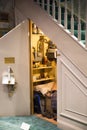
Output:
left=0, top=20, right=30, bottom=116
left=57, top=54, right=87, bottom=130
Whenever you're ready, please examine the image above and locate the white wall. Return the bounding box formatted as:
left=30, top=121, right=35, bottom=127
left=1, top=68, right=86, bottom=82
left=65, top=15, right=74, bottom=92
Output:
left=57, top=53, right=87, bottom=130
left=0, top=20, right=30, bottom=116
left=15, top=7, right=26, bottom=26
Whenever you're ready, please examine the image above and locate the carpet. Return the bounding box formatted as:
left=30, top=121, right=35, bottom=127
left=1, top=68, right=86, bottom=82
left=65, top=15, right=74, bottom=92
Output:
left=0, top=115, right=61, bottom=130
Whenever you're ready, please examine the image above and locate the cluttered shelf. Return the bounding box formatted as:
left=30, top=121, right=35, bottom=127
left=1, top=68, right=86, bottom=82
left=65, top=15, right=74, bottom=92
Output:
left=33, top=77, right=55, bottom=83
left=33, top=64, right=56, bottom=84
left=33, top=65, right=54, bottom=70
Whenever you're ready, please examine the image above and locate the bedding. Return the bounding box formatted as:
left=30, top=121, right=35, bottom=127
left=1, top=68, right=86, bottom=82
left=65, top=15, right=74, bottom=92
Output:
left=34, top=82, right=55, bottom=95
left=34, top=82, right=57, bottom=120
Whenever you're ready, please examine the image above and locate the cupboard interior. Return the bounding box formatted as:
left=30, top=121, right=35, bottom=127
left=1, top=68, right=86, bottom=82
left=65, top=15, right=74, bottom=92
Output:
left=30, top=21, right=57, bottom=120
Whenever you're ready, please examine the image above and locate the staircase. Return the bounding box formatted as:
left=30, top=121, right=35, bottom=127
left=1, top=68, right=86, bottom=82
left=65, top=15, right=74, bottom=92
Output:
left=0, top=1, right=86, bottom=129
left=15, top=0, right=87, bottom=76
left=34, top=0, right=86, bottom=47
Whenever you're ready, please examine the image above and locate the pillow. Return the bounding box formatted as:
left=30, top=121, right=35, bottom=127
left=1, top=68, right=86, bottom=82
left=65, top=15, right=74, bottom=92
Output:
left=35, top=82, right=54, bottom=95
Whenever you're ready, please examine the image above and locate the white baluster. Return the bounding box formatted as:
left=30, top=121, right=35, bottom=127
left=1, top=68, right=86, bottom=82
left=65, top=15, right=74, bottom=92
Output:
left=71, top=0, right=74, bottom=35
left=53, top=0, right=55, bottom=19
left=64, top=0, right=67, bottom=29
left=78, top=0, right=81, bottom=41
left=58, top=0, right=61, bottom=24
left=47, top=0, right=50, bottom=14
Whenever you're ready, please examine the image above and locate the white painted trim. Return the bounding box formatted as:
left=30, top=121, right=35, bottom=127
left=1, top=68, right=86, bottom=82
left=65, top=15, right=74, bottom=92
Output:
left=60, top=112, right=87, bottom=125
left=60, top=58, right=87, bottom=88
left=57, top=54, right=87, bottom=130
left=64, top=73, right=87, bottom=96
left=57, top=119, right=84, bottom=130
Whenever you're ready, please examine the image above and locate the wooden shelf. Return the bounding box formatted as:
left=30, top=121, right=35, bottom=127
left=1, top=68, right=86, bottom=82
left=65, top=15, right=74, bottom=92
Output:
left=33, top=77, right=55, bottom=83
left=33, top=66, right=53, bottom=70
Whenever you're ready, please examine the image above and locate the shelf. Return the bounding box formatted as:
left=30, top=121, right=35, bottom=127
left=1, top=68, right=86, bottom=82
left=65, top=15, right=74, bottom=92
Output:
left=33, top=77, right=55, bottom=83
left=33, top=66, right=53, bottom=70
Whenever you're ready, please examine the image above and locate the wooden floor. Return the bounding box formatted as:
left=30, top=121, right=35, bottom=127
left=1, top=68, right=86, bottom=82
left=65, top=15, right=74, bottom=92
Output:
left=35, top=114, right=57, bottom=125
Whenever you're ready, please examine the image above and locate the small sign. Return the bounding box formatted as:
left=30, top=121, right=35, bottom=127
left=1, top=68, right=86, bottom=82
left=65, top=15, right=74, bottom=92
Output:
left=20, top=122, right=30, bottom=130
left=4, top=57, right=15, bottom=64
left=2, top=74, right=15, bottom=85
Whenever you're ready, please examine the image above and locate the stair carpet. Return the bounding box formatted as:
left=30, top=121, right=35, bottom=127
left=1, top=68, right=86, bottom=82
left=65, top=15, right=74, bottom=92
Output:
left=34, top=0, right=86, bottom=45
